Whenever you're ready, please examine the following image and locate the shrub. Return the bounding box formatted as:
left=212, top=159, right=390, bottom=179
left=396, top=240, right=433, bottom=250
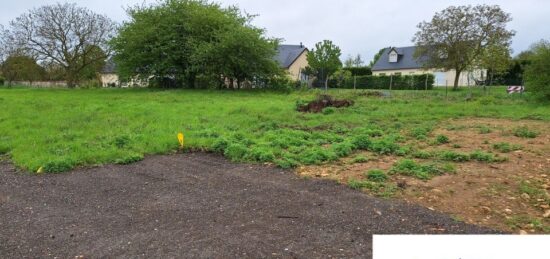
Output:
left=524, top=40, right=550, bottom=101
left=212, top=138, right=229, bottom=152
left=366, top=169, right=388, bottom=182
left=512, top=126, right=539, bottom=138
left=410, top=127, right=431, bottom=140
left=469, top=151, right=495, bottom=162
left=493, top=142, right=522, bottom=153
left=0, top=76, right=5, bottom=86
left=435, top=135, right=450, bottom=144
left=342, top=66, right=372, bottom=76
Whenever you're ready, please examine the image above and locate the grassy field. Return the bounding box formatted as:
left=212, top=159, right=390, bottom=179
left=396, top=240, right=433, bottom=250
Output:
left=0, top=86, right=548, bottom=173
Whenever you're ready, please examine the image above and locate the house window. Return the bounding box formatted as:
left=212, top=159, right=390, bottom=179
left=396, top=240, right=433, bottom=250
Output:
left=389, top=51, right=398, bottom=63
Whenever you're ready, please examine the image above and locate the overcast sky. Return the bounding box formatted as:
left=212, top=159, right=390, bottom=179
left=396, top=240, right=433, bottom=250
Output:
left=1, top=0, right=549, bottom=63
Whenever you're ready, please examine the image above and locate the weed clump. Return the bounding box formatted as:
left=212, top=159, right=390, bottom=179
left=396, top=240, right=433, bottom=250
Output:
left=493, top=142, right=522, bottom=153
left=366, top=169, right=388, bottom=182
left=440, top=151, right=471, bottom=162
left=42, top=159, right=75, bottom=173
left=435, top=135, right=450, bottom=144
left=389, top=159, right=448, bottom=180
left=513, top=126, right=539, bottom=138
left=115, top=153, right=144, bottom=165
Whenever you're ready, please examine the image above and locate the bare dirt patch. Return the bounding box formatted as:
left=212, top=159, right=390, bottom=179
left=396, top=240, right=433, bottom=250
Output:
left=297, top=94, right=354, bottom=113
left=299, top=118, right=550, bottom=234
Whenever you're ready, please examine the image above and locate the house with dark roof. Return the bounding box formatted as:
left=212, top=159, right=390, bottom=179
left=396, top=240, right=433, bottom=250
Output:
left=100, top=43, right=310, bottom=87
left=275, top=44, right=309, bottom=81
left=372, top=46, right=484, bottom=86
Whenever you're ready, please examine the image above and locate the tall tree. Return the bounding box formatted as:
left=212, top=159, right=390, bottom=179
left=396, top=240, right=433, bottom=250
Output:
left=413, top=5, right=515, bottom=89
left=111, top=0, right=279, bottom=88
left=369, top=48, right=385, bottom=67
left=3, top=3, right=116, bottom=87
left=524, top=40, right=550, bottom=101
left=353, top=54, right=364, bottom=67
left=306, top=40, right=342, bottom=90
left=344, top=55, right=354, bottom=68
left=1, top=54, right=45, bottom=85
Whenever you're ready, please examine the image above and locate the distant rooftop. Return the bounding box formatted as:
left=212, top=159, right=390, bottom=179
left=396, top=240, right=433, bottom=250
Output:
left=372, top=46, right=428, bottom=71
left=275, top=44, right=308, bottom=69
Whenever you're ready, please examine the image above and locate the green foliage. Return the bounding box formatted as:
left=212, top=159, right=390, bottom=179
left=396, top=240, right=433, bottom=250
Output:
left=1, top=55, right=46, bottom=84
left=410, top=127, right=432, bottom=140
left=342, top=66, right=372, bottom=76
left=492, top=142, right=522, bottom=153
left=440, top=151, right=471, bottom=162
left=524, top=40, right=550, bottom=101
left=412, top=150, right=433, bottom=159
left=390, top=159, right=447, bottom=180
left=469, top=150, right=496, bottom=162
left=0, top=76, right=4, bottom=86
left=224, top=143, right=249, bottom=162
left=42, top=159, right=75, bottom=173
left=306, top=40, right=342, bottom=87
left=435, top=135, right=450, bottom=144
left=348, top=179, right=397, bottom=198
left=513, top=126, right=539, bottom=138
left=330, top=74, right=435, bottom=90
left=1, top=87, right=549, bottom=173
left=350, top=155, right=369, bottom=164
left=322, top=107, right=336, bottom=115
left=110, top=0, right=280, bottom=88
left=115, top=153, right=144, bottom=165
left=366, top=169, right=388, bottom=182
left=478, top=125, right=492, bottom=134
left=332, top=141, right=355, bottom=157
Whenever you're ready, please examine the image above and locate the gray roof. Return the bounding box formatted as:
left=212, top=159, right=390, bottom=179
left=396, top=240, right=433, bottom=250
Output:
left=275, top=44, right=307, bottom=68
left=101, top=59, right=117, bottom=74
left=371, top=46, right=428, bottom=71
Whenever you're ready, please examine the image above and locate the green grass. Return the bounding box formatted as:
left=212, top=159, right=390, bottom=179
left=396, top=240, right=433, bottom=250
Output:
left=0, top=86, right=548, bottom=173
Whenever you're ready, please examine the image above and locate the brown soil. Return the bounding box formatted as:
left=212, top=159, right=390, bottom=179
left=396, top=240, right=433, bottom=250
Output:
left=297, top=94, right=354, bottom=113
left=299, top=118, right=550, bottom=234
left=0, top=153, right=495, bottom=258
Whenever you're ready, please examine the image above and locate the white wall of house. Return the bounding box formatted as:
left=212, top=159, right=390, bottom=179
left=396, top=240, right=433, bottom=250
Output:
left=372, top=68, right=486, bottom=87
left=101, top=74, right=119, bottom=87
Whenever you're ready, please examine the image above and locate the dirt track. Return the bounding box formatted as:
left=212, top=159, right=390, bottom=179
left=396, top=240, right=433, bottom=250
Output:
left=0, top=153, right=497, bottom=258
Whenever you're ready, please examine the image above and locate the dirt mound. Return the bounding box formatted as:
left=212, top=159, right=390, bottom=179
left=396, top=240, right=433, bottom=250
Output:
left=297, top=94, right=354, bottom=113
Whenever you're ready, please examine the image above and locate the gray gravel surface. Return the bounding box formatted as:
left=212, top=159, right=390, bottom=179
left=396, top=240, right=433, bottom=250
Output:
left=0, top=153, right=498, bottom=258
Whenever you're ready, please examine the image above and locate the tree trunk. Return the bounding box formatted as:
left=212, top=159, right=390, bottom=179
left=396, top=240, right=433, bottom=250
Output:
left=324, top=76, right=329, bottom=92
left=453, top=70, right=462, bottom=90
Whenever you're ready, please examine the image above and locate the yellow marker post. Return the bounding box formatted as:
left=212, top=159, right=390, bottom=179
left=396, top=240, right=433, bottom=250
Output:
left=177, top=132, right=185, bottom=149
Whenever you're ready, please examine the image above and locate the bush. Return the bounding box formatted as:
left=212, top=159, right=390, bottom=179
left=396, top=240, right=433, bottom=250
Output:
left=332, top=141, right=355, bottom=157
left=343, top=66, right=372, bottom=76
left=352, top=134, right=372, bottom=150
left=524, top=40, right=550, bottom=101
left=0, top=76, right=4, bottom=86
left=366, top=169, right=388, bottom=182
left=389, top=159, right=445, bottom=180
left=42, top=159, right=75, bottom=173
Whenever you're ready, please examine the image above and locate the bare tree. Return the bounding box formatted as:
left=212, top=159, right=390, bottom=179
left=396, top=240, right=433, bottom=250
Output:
left=4, top=3, right=117, bottom=87
left=413, top=5, right=515, bottom=89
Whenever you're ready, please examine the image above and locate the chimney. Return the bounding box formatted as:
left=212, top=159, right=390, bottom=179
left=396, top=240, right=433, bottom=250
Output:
left=300, top=42, right=303, bottom=48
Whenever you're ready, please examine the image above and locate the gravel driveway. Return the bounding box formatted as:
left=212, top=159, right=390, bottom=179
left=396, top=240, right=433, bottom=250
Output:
left=0, top=153, right=497, bottom=258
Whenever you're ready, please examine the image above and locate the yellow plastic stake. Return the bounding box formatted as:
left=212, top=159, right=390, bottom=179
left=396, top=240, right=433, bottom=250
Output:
left=37, top=167, right=44, bottom=174
left=177, top=132, right=185, bottom=148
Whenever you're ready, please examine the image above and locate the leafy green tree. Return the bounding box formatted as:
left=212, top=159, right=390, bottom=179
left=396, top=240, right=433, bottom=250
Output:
left=306, top=40, right=342, bottom=90
left=524, top=40, right=550, bottom=101
left=1, top=54, right=45, bottom=86
left=479, top=44, right=512, bottom=85
left=369, top=48, right=385, bottom=67
left=111, top=0, right=280, bottom=88
left=413, top=5, right=515, bottom=89
left=4, top=3, right=116, bottom=87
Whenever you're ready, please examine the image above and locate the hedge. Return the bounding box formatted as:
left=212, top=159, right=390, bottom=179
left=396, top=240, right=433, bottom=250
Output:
left=0, top=76, right=4, bottom=86
left=342, top=67, right=372, bottom=76
left=316, top=74, right=435, bottom=90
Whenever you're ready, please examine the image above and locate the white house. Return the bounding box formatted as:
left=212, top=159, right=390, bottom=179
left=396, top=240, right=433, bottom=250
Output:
left=372, top=46, right=485, bottom=86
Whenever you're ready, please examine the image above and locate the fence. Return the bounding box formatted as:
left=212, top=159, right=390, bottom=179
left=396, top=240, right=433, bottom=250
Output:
left=313, top=74, right=435, bottom=90
left=9, top=81, right=68, bottom=88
